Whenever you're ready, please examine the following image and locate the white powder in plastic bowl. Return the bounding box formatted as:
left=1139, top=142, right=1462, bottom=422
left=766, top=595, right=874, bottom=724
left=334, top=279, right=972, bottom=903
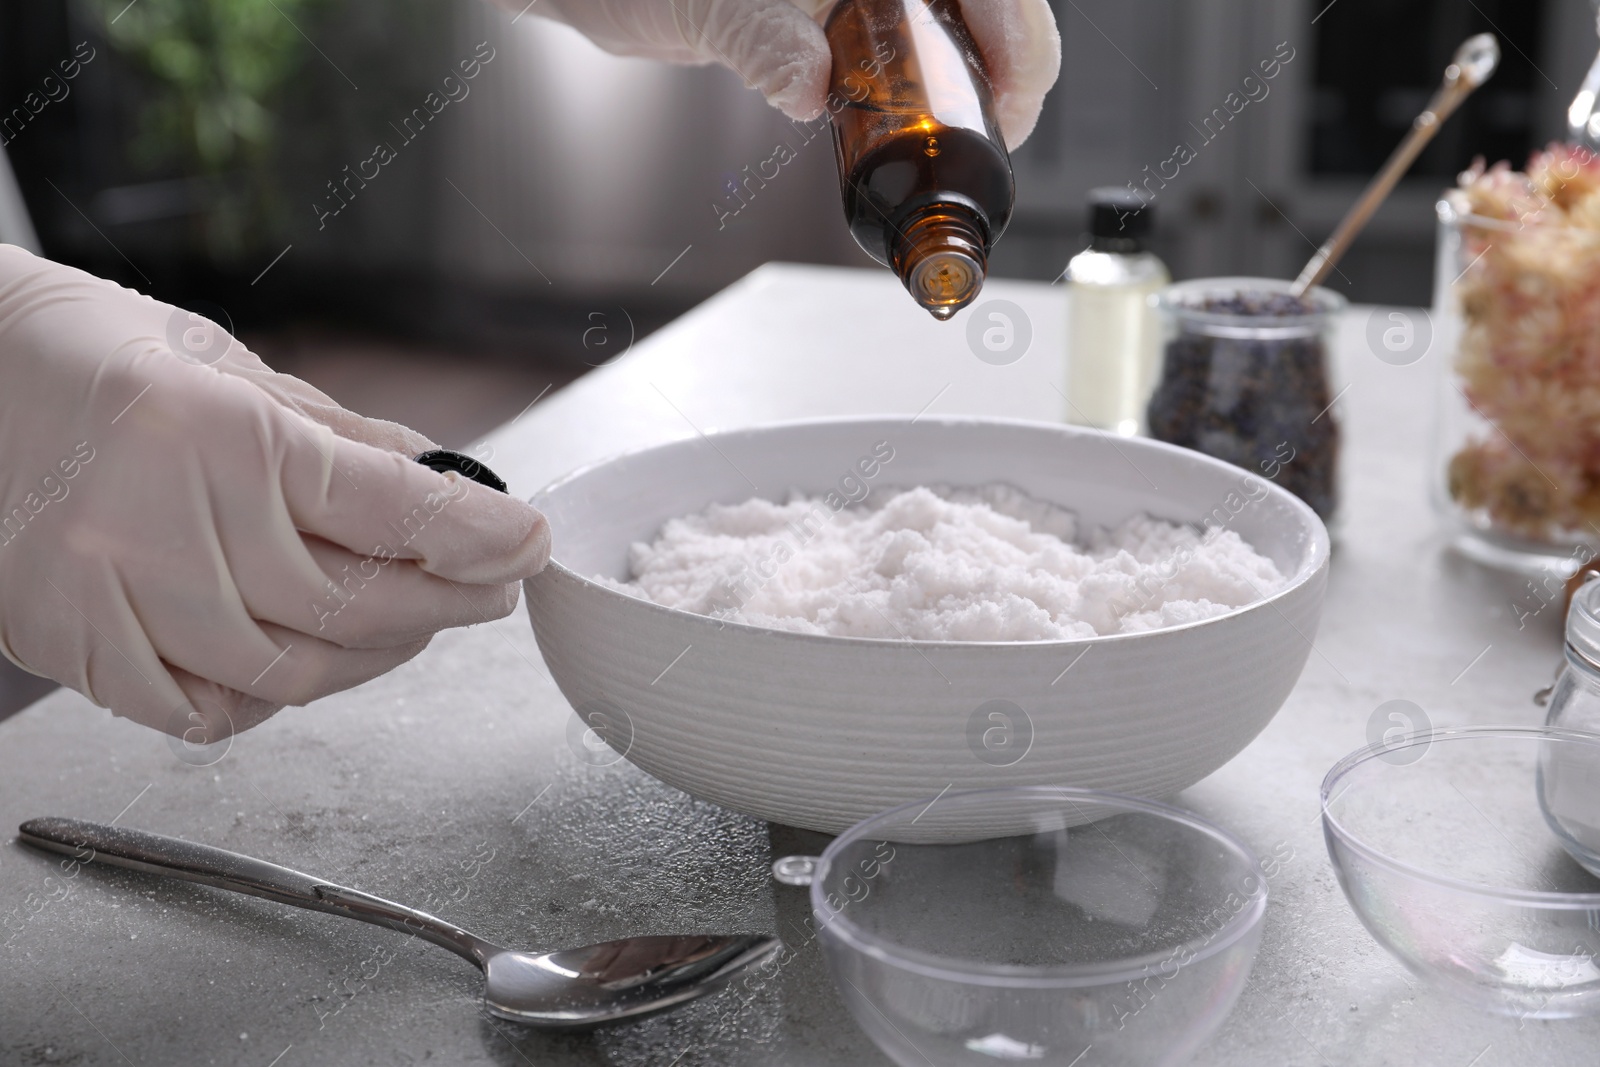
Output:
left=602, top=484, right=1289, bottom=640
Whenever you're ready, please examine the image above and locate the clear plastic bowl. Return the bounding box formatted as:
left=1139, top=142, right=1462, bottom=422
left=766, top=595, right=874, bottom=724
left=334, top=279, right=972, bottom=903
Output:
left=810, top=787, right=1267, bottom=1066
left=1322, top=726, right=1600, bottom=1018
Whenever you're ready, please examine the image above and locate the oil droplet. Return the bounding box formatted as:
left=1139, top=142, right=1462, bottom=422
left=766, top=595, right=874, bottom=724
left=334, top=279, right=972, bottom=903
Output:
left=924, top=136, right=941, bottom=157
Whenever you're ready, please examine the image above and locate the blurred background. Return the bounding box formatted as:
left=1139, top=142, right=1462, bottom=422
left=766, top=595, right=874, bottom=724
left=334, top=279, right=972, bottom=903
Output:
left=4, top=0, right=1594, bottom=399
left=0, top=0, right=1595, bottom=709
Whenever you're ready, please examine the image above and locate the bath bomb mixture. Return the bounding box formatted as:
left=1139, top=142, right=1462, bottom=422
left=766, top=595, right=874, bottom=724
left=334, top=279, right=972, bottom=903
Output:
left=604, top=485, right=1289, bottom=640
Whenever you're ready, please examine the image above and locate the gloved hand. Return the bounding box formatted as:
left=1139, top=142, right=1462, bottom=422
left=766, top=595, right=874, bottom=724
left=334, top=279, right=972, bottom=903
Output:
left=521, top=0, right=1061, bottom=147
left=0, top=246, right=551, bottom=740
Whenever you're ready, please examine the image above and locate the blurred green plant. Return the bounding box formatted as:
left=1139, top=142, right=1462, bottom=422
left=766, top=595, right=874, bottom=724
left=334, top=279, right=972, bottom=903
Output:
left=92, top=0, right=325, bottom=257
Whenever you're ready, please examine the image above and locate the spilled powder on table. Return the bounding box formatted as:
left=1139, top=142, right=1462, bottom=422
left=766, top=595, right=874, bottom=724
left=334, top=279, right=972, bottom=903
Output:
left=598, top=485, right=1288, bottom=640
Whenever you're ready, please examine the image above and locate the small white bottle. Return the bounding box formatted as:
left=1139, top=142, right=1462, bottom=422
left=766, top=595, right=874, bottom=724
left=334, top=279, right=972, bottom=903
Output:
left=1063, top=189, right=1169, bottom=436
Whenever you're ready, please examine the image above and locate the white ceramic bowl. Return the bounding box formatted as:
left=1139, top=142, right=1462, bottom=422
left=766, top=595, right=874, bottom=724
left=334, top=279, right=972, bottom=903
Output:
left=524, top=417, right=1329, bottom=835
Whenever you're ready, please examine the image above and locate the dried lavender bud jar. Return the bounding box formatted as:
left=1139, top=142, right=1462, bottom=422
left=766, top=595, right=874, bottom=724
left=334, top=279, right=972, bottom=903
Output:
left=1146, top=277, right=1344, bottom=522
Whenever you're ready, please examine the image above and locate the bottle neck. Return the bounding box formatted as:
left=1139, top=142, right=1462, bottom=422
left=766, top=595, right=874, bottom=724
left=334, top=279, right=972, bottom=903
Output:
left=1090, top=234, right=1145, bottom=255
left=890, top=205, right=988, bottom=320
left=1567, top=643, right=1600, bottom=686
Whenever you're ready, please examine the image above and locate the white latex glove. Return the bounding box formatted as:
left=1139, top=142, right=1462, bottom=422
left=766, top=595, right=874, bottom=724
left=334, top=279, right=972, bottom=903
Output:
left=0, top=247, right=551, bottom=740
left=522, top=0, right=1061, bottom=147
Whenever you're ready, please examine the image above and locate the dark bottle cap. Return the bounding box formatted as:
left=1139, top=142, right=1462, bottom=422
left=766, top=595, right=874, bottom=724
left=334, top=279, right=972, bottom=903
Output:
left=1087, top=187, right=1153, bottom=252
left=413, top=449, right=508, bottom=494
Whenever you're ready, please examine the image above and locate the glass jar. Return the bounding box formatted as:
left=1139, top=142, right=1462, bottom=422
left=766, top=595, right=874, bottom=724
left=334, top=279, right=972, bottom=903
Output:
left=1433, top=190, right=1600, bottom=576
left=1540, top=578, right=1600, bottom=876
left=1146, top=277, right=1344, bottom=523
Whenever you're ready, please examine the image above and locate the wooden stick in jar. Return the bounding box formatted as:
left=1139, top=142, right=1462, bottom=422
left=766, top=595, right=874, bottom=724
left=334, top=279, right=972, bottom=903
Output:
left=1291, top=34, right=1500, bottom=298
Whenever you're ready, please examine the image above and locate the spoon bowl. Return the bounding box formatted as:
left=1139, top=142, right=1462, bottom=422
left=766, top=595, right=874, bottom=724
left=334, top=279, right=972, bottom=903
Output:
left=482, top=934, right=781, bottom=1027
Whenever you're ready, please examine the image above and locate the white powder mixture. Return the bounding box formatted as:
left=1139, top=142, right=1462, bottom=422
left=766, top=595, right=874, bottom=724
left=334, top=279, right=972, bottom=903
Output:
left=603, top=485, right=1289, bottom=640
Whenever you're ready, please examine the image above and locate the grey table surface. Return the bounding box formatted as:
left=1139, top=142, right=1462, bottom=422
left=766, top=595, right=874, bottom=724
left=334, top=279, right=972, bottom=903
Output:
left=0, top=263, right=1592, bottom=1065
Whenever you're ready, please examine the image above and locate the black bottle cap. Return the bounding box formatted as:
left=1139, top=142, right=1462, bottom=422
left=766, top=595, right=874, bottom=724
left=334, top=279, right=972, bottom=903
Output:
left=1087, top=187, right=1153, bottom=252
left=413, top=449, right=508, bottom=494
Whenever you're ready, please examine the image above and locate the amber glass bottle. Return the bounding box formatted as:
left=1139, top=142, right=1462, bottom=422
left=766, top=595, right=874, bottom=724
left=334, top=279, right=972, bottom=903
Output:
left=825, top=0, right=1014, bottom=319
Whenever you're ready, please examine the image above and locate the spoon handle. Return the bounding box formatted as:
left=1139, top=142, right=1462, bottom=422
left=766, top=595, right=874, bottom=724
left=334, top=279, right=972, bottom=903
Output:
left=1291, top=33, right=1498, bottom=297
left=18, top=816, right=494, bottom=967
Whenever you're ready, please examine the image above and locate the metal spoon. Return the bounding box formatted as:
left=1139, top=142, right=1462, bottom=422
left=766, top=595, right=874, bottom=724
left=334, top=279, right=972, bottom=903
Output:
left=1292, top=33, right=1500, bottom=296
left=19, top=816, right=779, bottom=1029
left=1569, top=3, right=1600, bottom=147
